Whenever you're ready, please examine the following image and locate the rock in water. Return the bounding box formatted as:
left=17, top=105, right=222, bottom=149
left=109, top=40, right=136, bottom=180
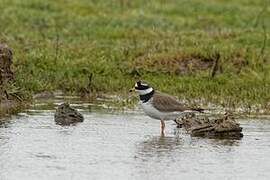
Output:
left=54, top=103, right=84, bottom=125
left=175, top=113, right=243, bottom=139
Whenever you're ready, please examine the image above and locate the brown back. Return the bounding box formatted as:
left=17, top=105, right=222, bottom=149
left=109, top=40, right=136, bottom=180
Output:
left=152, top=91, right=189, bottom=112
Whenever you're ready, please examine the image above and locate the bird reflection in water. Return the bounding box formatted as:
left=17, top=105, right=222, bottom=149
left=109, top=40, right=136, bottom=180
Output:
left=135, top=135, right=183, bottom=160
left=135, top=128, right=241, bottom=162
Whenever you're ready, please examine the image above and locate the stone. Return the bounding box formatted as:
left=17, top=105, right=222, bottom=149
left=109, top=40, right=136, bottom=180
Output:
left=54, top=103, right=84, bottom=125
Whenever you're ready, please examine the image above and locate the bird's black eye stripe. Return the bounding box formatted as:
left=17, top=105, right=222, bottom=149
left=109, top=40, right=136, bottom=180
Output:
left=135, top=84, right=149, bottom=90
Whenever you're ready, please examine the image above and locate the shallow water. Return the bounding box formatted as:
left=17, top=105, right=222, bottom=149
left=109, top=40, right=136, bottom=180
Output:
left=1, top=98, right=270, bottom=180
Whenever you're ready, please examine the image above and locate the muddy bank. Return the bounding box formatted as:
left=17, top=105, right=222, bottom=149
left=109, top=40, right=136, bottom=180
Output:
left=0, top=43, right=268, bottom=118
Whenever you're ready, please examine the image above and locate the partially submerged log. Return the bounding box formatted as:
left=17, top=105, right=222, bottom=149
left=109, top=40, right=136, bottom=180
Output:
left=175, top=113, right=243, bottom=139
left=55, top=103, right=84, bottom=125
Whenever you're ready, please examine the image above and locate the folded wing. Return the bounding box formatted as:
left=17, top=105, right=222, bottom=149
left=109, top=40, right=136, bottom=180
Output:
left=152, top=92, right=188, bottom=112
left=152, top=92, right=204, bottom=113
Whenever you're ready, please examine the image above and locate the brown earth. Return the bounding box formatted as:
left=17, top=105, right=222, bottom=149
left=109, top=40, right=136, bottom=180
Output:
left=131, top=50, right=249, bottom=76
left=133, top=53, right=215, bottom=75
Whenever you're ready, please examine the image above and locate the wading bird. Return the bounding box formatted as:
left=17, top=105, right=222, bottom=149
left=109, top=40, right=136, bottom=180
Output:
left=130, top=81, right=203, bottom=135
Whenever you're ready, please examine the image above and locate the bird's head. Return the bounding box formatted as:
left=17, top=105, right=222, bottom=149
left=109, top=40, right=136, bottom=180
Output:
left=130, top=80, right=154, bottom=95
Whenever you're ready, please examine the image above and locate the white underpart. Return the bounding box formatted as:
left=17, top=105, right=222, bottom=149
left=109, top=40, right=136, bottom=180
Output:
left=136, top=87, right=153, bottom=95
left=140, top=98, right=191, bottom=121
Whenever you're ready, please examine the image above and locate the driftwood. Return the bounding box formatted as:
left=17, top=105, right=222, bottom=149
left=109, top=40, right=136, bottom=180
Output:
left=175, top=113, right=243, bottom=139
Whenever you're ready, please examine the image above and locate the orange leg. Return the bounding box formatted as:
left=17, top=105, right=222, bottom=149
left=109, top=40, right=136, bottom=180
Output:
left=160, top=120, right=165, bottom=135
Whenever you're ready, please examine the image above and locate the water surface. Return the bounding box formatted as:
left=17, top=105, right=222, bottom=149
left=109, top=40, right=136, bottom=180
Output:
left=0, top=98, right=270, bottom=180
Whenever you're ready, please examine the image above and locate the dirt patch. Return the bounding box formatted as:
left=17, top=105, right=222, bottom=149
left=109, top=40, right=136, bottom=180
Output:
left=132, top=53, right=215, bottom=75
left=131, top=50, right=251, bottom=76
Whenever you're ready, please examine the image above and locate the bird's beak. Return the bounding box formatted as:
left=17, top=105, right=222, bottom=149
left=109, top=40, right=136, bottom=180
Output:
left=129, top=87, right=135, bottom=92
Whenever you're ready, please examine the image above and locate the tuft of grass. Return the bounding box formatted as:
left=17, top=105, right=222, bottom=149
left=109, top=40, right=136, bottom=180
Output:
left=0, top=0, right=270, bottom=110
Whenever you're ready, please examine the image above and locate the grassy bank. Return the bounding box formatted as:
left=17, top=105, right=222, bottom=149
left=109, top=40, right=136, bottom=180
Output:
left=1, top=0, right=270, bottom=109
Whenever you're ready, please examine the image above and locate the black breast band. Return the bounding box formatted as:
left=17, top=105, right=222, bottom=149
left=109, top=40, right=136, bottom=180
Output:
left=139, top=90, right=155, bottom=103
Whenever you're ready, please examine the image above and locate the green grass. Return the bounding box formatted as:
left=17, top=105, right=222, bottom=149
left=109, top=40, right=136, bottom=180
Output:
left=1, top=0, right=270, bottom=109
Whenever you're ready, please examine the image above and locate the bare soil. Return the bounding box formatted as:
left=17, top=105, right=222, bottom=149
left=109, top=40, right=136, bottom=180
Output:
left=133, top=53, right=215, bottom=75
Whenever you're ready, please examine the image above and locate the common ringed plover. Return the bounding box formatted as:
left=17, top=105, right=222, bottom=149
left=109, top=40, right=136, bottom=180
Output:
left=130, top=81, right=203, bottom=135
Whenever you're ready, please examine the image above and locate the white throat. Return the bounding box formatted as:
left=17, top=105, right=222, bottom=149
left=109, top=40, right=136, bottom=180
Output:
left=136, top=87, right=153, bottom=95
